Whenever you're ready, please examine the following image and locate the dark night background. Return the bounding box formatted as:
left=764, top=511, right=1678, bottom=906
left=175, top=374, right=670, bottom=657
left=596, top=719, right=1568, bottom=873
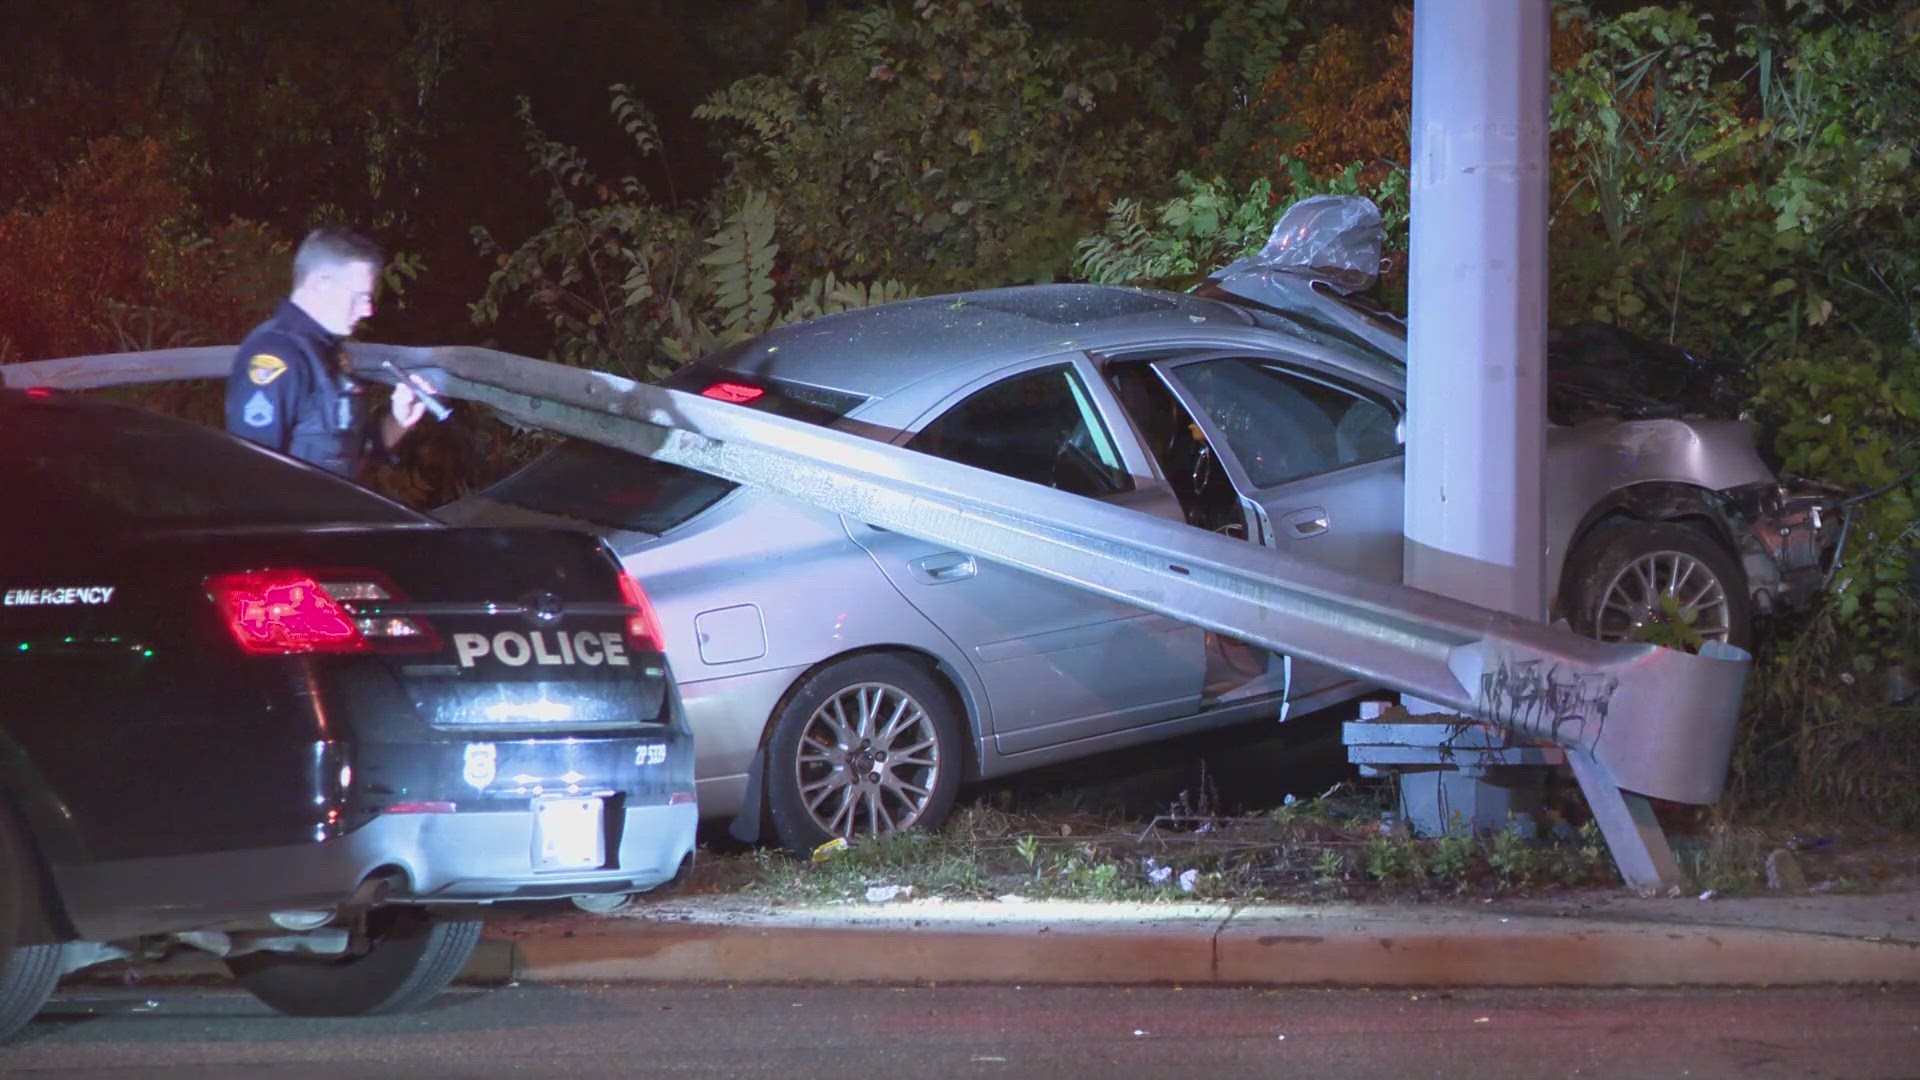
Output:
left=0, top=0, right=1795, bottom=357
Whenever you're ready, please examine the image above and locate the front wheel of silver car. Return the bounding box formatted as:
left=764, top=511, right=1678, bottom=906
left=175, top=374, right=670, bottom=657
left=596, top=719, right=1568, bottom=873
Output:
left=1561, top=523, right=1752, bottom=652
left=227, top=909, right=482, bottom=1018
left=765, top=654, right=965, bottom=856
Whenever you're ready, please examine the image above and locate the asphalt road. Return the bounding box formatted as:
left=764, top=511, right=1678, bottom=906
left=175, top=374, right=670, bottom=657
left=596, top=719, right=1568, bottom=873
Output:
left=5, top=984, right=1917, bottom=1078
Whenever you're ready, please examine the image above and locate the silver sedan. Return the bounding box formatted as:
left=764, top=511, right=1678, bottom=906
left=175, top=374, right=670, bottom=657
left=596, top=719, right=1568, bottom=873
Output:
left=440, top=228, right=1836, bottom=854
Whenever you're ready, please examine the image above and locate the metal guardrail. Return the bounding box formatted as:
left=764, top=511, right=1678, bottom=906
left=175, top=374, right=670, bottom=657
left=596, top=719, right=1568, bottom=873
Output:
left=6, top=345, right=1753, bottom=888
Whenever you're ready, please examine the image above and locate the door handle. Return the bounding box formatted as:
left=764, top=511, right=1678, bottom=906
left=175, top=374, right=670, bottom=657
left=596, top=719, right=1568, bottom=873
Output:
left=1280, top=507, right=1329, bottom=538
left=908, top=553, right=977, bottom=584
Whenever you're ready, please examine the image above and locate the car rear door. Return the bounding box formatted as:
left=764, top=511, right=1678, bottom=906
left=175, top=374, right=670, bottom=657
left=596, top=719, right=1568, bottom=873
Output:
left=848, top=354, right=1205, bottom=755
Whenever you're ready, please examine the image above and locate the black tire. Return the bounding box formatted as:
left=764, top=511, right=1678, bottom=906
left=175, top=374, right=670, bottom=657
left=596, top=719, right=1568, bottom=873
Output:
left=227, top=909, right=482, bottom=1018
left=1560, top=522, right=1752, bottom=651
left=766, top=654, right=966, bottom=856
left=0, top=801, right=61, bottom=1044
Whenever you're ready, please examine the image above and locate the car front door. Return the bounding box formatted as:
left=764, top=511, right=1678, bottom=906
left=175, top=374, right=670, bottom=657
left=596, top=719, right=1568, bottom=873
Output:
left=847, top=356, right=1204, bottom=756
left=1156, top=353, right=1406, bottom=698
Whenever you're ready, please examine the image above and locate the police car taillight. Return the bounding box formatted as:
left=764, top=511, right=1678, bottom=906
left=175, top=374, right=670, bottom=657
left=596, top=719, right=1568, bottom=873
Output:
left=617, top=571, right=664, bottom=654
left=207, top=571, right=369, bottom=655
left=323, top=577, right=442, bottom=651
left=206, top=571, right=438, bottom=655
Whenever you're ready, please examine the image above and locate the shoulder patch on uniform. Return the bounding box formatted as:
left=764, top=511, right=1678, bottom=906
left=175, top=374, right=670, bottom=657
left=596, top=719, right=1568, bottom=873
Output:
left=248, top=354, right=289, bottom=385
left=243, top=390, right=275, bottom=428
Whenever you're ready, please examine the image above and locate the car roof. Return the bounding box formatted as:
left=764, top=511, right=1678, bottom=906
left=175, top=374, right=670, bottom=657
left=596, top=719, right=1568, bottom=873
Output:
left=686, top=284, right=1256, bottom=402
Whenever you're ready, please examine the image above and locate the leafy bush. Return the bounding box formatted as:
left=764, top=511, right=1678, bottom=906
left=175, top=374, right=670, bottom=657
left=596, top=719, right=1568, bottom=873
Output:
left=695, top=0, right=1181, bottom=291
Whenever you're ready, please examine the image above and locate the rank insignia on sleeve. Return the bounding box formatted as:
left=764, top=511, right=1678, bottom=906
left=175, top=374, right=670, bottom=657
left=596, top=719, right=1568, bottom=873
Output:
left=248, top=354, right=289, bottom=385
left=243, top=390, right=274, bottom=428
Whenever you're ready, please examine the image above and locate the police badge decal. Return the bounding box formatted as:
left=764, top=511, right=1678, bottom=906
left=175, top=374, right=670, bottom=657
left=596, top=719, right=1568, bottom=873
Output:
left=247, top=354, right=288, bottom=385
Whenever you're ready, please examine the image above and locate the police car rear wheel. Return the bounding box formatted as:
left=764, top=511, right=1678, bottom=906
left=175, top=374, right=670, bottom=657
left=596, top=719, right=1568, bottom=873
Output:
left=766, top=655, right=965, bottom=857
left=227, top=908, right=483, bottom=1018
left=0, top=801, right=62, bottom=1044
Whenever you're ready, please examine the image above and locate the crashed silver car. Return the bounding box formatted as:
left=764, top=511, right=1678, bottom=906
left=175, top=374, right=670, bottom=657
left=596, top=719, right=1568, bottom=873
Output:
left=439, top=197, right=1838, bottom=854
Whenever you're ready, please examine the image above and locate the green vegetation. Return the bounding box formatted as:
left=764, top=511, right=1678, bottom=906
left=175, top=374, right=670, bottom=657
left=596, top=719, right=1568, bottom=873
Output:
left=671, top=782, right=1920, bottom=904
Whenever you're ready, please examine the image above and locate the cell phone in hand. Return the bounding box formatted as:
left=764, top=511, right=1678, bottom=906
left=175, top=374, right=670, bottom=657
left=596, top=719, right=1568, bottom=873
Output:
left=380, top=360, right=453, bottom=421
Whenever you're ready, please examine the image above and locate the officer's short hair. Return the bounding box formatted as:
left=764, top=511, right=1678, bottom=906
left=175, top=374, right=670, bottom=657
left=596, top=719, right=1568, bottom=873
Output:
left=292, top=228, right=384, bottom=290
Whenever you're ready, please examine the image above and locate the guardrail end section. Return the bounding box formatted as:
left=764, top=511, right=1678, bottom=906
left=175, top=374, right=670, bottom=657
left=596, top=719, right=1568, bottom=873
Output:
left=1567, top=750, right=1682, bottom=892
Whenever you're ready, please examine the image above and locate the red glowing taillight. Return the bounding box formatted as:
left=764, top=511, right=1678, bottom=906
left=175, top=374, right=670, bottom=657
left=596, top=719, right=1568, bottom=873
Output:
left=23, top=387, right=56, bottom=400
left=616, top=571, right=664, bottom=654
left=701, top=381, right=764, bottom=404
left=206, top=570, right=438, bottom=655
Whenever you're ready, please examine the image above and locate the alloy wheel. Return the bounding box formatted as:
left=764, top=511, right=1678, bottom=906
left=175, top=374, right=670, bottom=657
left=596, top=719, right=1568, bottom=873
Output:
left=1592, top=549, right=1733, bottom=645
left=793, top=681, right=943, bottom=839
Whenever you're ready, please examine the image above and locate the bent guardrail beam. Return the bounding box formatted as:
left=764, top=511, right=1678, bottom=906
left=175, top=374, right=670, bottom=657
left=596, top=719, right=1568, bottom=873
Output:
left=7, top=346, right=1751, bottom=889
left=3, top=347, right=233, bottom=389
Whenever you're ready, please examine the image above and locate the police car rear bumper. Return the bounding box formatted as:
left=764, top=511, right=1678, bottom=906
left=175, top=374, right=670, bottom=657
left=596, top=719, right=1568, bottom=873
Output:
left=342, top=800, right=699, bottom=901
left=52, top=801, right=698, bottom=941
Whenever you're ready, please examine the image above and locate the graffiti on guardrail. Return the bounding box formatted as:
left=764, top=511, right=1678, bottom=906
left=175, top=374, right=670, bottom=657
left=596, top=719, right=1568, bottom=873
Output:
left=1479, top=660, right=1618, bottom=752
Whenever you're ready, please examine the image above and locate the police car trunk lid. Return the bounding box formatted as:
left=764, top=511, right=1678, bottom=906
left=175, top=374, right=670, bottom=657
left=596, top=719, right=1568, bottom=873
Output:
left=149, top=524, right=674, bottom=736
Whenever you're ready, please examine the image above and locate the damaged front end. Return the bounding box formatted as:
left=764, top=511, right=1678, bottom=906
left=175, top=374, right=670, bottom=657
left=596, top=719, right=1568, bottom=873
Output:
left=1202, top=193, right=1853, bottom=619
left=1724, top=479, right=1848, bottom=617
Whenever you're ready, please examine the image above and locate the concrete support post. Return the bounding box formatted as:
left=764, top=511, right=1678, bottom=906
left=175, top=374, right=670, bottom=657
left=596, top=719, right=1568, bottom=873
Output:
left=1405, top=0, right=1550, bottom=616
left=1398, top=0, right=1550, bottom=835
left=1398, top=2, right=1681, bottom=890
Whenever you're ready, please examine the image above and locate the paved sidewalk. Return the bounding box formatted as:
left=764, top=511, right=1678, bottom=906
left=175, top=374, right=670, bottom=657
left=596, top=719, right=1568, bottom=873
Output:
left=77, top=882, right=1920, bottom=991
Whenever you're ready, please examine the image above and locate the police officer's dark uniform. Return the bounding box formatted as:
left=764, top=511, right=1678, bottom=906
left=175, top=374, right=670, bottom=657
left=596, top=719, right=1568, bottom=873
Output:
left=224, top=300, right=383, bottom=478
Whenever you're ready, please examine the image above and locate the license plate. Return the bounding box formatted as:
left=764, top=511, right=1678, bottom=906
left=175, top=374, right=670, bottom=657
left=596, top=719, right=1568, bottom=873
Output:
left=530, top=796, right=606, bottom=871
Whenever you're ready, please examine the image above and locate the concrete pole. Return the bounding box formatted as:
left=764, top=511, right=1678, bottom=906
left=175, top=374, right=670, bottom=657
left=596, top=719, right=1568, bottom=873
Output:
left=1405, top=0, right=1549, bottom=625
left=1396, top=0, right=1551, bottom=833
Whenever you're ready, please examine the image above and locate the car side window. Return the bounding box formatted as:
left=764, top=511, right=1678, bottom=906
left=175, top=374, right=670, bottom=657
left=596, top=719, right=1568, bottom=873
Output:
left=909, top=364, right=1132, bottom=497
left=1170, top=357, right=1399, bottom=488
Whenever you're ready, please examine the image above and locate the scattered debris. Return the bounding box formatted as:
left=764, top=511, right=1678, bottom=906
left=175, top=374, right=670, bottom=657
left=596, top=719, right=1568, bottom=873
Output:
left=812, top=837, right=848, bottom=863
left=865, top=884, right=914, bottom=903
left=1766, top=848, right=1808, bottom=891
left=1178, top=869, right=1200, bottom=893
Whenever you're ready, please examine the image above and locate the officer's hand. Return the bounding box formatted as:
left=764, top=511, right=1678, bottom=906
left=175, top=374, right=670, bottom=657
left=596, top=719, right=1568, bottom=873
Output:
left=391, top=382, right=428, bottom=429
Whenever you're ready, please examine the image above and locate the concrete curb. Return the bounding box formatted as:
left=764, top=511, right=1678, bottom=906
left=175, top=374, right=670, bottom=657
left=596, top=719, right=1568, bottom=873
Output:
left=70, top=894, right=1920, bottom=991
left=498, top=914, right=1920, bottom=989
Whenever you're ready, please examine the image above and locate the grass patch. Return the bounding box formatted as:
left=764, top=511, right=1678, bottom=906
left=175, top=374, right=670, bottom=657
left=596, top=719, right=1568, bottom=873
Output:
left=685, top=782, right=1649, bottom=905
left=669, top=779, right=1920, bottom=907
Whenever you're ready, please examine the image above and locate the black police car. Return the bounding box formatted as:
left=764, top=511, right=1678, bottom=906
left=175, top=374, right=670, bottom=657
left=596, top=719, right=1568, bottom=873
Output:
left=0, top=388, right=695, bottom=1039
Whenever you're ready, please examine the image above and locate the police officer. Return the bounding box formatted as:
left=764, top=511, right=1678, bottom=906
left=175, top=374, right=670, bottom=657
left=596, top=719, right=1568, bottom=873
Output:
left=225, top=228, right=426, bottom=477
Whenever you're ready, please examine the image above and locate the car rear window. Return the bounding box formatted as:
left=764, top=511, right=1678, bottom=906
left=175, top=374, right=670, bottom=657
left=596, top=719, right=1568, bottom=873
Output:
left=0, top=405, right=429, bottom=530
left=483, top=369, right=865, bottom=536
left=481, top=439, right=737, bottom=536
